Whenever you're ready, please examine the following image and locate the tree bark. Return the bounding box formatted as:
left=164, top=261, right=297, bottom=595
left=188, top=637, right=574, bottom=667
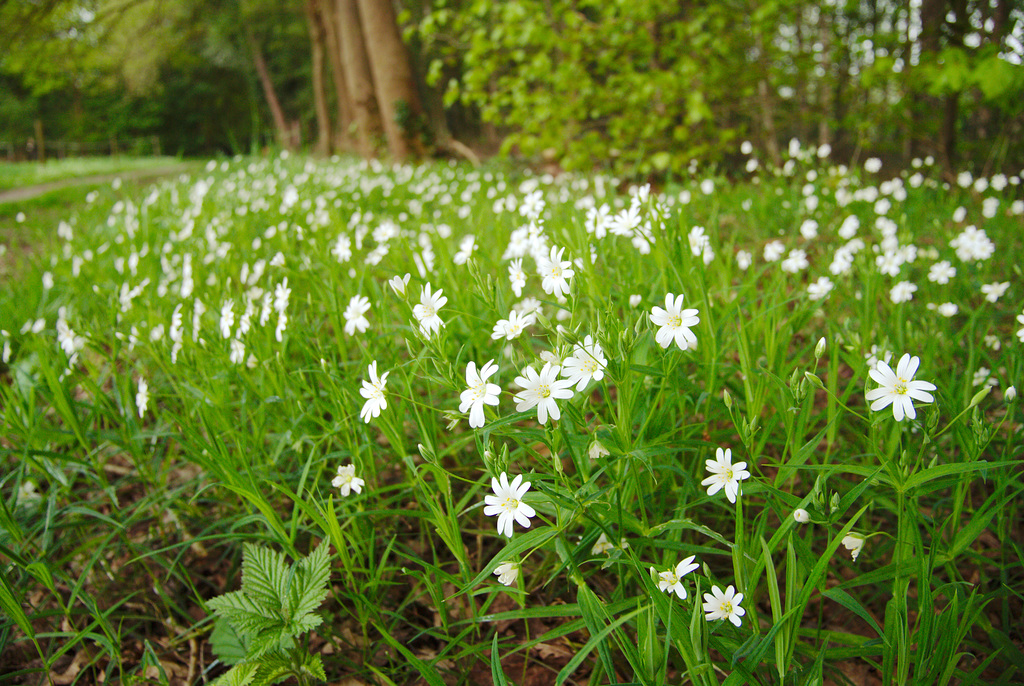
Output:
left=318, top=0, right=356, bottom=152
left=305, top=0, right=332, bottom=156
left=245, top=23, right=294, bottom=151
left=356, top=0, right=425, bottom=160
left=336, top=0, right=383, bottom=157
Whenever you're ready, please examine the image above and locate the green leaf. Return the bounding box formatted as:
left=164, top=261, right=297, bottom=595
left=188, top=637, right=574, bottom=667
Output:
left=210, top=616, right=250, bottom=666
left=288, top=542, right=330, bottom=629
left=491, top=632, right=509, bottom=686
left=242, top=543, right=289, bottom=610
left=212, top=663, right=260, bottom=686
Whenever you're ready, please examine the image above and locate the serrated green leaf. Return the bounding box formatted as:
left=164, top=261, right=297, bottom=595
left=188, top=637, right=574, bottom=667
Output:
left=211, top=616, right=250, bottom=665
left=288, top=543, right=330, bottom=628
left=207, top=590, right=279, bottom=635
left=242, top=543, right=289, bottom=610
left=212, top=662, right=260, bottom=686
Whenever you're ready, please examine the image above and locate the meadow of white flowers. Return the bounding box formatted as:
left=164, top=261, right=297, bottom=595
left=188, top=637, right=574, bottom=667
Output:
left=1, top=145, right=1022, bottom=683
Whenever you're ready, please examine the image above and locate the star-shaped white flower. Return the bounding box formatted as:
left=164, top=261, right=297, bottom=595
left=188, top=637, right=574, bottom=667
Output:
left=703, top=585, right=746, bottom=627
left=865, top=353, right=936, bottom=421
left=701, top=447, right=751, bottom=504
left=459, top=360, right=500, bottom=428
left=561, top=335, right=607, bottom=391
left=493, top=562, right=519, bottom=586
left=413, top=282, right=447, bottom=338
left=513, top=362, right=575, bottom=425
left=359, top=361, right=389, bottom=423
left=343, top=295, right=371, bottom=336
left=483, top=472, right=536, bottom=538
left=655, top=556, right=700, bottom=600
left=537, top=246, right=574, bottom=299
left=650, top=293, right=700, bottom=351
left=331, top=464, right=365, bottom=497
left=491, top=309, right=535, bottom=340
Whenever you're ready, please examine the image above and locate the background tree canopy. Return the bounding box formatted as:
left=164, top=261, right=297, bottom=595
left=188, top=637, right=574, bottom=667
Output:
left=1, top=0, right=1022, bottom=174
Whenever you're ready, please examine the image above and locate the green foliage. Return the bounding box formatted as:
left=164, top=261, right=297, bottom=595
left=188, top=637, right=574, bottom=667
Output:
left=207, top=542, right=330, bottom=686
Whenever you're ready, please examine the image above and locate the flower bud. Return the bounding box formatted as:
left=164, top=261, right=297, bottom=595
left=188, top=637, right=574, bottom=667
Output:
left=1006, top=385, right=1017, bottom=402
left=969, top=386, right=991, bottom=408
left=793, top=508, right=810, bottom=523
left=804, top=371, right=824, bottom=389
left=815, top=337, right=827, bottom=359
left=723, top=388, right=733, bottom=409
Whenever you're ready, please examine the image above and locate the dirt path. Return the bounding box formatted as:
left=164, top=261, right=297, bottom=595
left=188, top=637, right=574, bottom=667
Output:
left=0, top=163, right=196, bottom=204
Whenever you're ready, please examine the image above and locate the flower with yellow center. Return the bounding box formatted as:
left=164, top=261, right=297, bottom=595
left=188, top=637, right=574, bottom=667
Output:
left=865, top=353, right=936, bottom=421
left=703, top=584, right=746, bottom=627
left=701, top=447, right=751, bottom=504
left=483, top=472, right=536, bottom=538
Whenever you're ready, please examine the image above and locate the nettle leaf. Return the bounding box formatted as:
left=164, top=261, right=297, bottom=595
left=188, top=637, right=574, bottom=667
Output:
left=208, top=542, right=331, bottom=662
left=252, top=652, right=327, bottom=686
left=212, top=662, right=260, bottom=686
left=207, top=590, right=279, bottom=635
left=210, top=617, right=250, bottom=665
left=288, top=543, right=330, bottom=626
left=242, top=543, right=290, bottom=610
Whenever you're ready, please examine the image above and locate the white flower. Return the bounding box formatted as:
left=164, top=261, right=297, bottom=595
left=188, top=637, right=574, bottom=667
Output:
left=561, top=335, right=607, bottom=391
left=781, top=249, right=809, bottom=273
left=453, top=234, right=477, bottom=265
left=219, top=299, right=235, bottom=339
left=800, top=219, right=818, bottom=240
left=937, top=302, right=958, bottom=317
left=389, top=273, right=410, bottom=297
left=513, top=363, right=574, bottom=425
left=629, top=294, right=642, bottom=307
left=508, top=258, right=527, bottom=297
left=491, top=309, right=534, bottom=340
left=928, top=261, right=956, bottom=284
left=656, top=556, right=699, bottom=600
left=865, top=353, right=937, bottom=421
left=494, top=562, right=519, bottom=586
left=1005, top=386, right=1016, bottom=402
left=793, top=508, right=810, bottom=523
left=842, top=533, right=865, bottom=561
left=838, top=215, right=860, bottom=239
left=592, top=533, right=614, bottom=555
left=807, top=276, right=834, bottom=301
left=230, top=338, right=245, bottom=365
left=332, top=464, right=365, bottom=496
left=537, top=246, right=575, bottom=299
left=736, top=250, right=752, bottom=270
left=650, top=293, right=700, bottom=351
left=701, top=447, right=751, bottom=504
left=980, top=281, right=1009, bottom=303
left=764, top=240, right=785, bottom=262
left=703, top=585, right=746, bottom=627
left=460, top=360, right=501, bottom=428
left=483, top=472, right=536, bottom=538
left=413, top=283, right=447, bottom=338
left=136, top=377, right=149, bottom=419
left=359, top=361, right=389, bottom=423
left=589, top=441, right=610, bottom=460
left=889, top=281, right=917, bottom=304
left=343, top=295, right=371, bottom=336
left=864, top=157, right=882, bottom=173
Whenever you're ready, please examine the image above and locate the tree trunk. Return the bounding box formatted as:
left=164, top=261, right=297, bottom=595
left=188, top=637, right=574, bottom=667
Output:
left=336, top=0, right=383, bottom=157
left=245, top=23, right=294, bottom=151
left=305, top=0, right=332, bottom=156
left=318, top=0, right=356, bottom=152
left=356, top=0, right=425, bottom=160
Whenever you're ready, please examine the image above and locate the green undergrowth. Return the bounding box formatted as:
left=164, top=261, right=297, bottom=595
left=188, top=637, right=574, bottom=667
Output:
left=1, top=152, right=1022, bottom=685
